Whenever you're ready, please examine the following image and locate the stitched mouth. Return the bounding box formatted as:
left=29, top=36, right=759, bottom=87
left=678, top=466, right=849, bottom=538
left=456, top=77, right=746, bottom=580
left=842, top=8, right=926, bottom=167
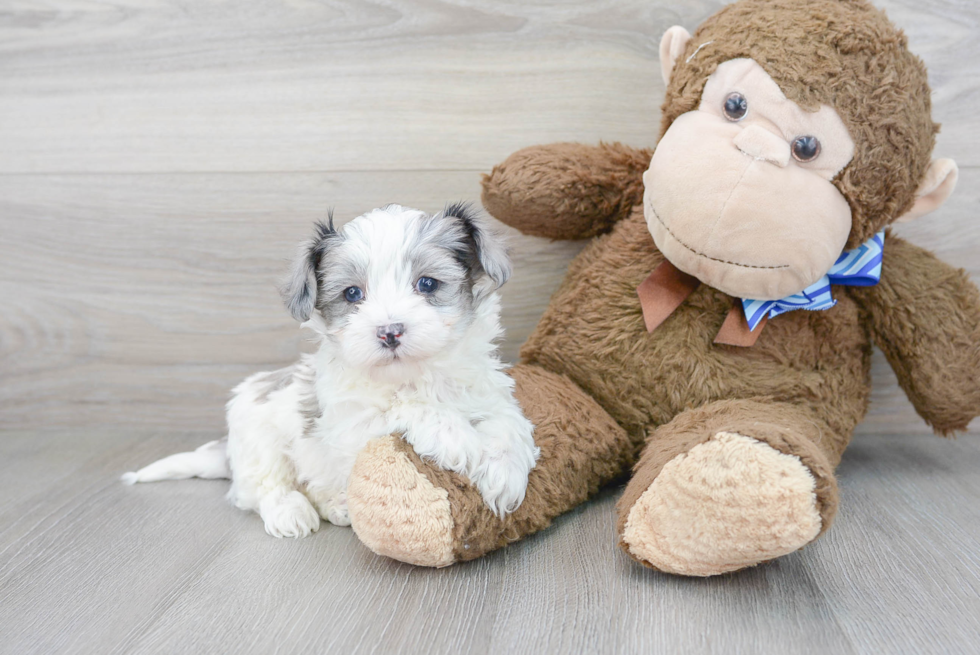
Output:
left=649, top=205, right=789, bottom=271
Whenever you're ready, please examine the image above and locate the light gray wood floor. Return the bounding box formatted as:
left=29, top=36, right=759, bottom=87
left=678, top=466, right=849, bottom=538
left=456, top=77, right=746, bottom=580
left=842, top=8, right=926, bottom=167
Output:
left=2, top=1, right=979, bottom=653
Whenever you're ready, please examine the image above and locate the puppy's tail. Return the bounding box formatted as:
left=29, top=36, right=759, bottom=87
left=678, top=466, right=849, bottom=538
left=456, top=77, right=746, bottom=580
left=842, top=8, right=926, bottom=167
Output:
left=121, top=438, right=230, bottom=485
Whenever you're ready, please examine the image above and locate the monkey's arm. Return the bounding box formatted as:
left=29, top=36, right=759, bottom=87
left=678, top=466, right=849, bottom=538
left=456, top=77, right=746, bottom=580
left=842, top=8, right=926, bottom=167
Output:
left=481, top=142, right=653, bottom=240
left=849, top=234, right=980, bottom=434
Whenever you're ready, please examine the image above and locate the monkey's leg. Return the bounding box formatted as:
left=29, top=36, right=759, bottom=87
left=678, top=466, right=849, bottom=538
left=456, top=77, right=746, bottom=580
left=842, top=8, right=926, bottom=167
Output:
left=346, top=363, right=635, bottom=567
left=617, top=399, right=844, bottom=576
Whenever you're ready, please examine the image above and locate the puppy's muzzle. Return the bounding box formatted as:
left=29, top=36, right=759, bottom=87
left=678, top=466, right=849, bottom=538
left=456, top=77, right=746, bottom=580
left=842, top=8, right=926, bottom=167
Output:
left=377, top=323, right=405, bottom=349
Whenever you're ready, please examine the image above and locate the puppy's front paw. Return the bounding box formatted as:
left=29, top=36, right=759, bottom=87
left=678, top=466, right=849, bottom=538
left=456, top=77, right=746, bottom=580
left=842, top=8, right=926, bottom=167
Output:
left=260, top=489, right=321, bottom=538
left=472, top=446, right=538, bottom=517
left=324, top=493, right=351, bottom=527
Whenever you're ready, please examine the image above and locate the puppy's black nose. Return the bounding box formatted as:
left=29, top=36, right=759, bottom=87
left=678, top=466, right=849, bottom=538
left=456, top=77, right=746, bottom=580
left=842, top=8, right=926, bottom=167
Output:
left=377, top=323, right=405, bottom=349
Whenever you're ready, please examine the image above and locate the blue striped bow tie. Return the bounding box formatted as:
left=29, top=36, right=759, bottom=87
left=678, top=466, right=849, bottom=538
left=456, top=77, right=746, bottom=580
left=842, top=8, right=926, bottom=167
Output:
left=741, top=231, right=885, bottom=330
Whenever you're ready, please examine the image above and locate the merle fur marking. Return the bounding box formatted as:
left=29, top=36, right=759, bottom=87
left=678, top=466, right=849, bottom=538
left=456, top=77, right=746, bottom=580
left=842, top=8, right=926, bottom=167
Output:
left=254, top=364, right=299, bottom=403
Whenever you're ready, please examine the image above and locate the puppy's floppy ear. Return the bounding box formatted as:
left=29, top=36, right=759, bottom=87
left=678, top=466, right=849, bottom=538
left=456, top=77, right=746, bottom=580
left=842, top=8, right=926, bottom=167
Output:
left=443, top=202, right=512, bottom=289
left=281, top=216, right=338, bottom=322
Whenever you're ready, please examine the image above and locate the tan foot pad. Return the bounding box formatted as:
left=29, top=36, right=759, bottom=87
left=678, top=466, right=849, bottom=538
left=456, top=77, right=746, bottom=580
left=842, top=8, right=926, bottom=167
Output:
left=623, top=432, right=822, bottom=576
left=347, top=436, right=456, bottom=568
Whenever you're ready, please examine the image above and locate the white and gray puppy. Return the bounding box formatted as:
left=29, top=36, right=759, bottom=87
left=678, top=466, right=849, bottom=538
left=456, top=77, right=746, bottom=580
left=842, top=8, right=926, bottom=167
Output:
left=123, top=203, right=539, bottom=538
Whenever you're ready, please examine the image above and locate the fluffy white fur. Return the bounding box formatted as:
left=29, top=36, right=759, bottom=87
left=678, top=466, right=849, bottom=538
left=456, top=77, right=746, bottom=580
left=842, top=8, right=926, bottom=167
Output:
left=124, top=204, right=539, bottom=539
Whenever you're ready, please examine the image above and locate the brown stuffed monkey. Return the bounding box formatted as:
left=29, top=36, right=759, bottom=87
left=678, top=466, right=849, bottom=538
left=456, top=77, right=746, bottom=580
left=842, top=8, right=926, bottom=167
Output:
left=346, top=0, right=980, bottom=576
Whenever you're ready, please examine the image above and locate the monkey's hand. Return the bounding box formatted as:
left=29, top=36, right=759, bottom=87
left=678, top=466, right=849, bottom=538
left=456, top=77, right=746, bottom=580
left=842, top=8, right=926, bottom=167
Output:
left=481, top=142, right=653, bottom=240
left=850, top=233, right=980, bottom=434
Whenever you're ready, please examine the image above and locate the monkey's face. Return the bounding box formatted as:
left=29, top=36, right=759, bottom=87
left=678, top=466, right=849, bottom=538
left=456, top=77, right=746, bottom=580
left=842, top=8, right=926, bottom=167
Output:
left=644, top=58, right=856, bottom=301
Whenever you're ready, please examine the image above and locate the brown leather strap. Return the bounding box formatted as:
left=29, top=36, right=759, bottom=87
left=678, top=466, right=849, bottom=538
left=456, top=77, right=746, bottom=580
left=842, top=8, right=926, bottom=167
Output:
left=714, top=300, right=767, bottom=347
left=636, top=260, right=701, bottom=332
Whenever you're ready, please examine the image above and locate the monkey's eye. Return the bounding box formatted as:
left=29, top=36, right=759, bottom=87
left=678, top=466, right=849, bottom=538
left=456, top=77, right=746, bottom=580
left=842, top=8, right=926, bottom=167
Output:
left=791, top=136, right=821, bottom=162
left=343, top=286, right=364, bottom=302
left=723, top=93, right=748, bottom=121
left=416, top=277, right=440, bottom=294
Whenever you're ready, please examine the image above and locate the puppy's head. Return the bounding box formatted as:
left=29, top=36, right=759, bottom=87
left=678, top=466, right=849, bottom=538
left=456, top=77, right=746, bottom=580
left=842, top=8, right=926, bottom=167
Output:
left=282, top=203, right=510, bottom=370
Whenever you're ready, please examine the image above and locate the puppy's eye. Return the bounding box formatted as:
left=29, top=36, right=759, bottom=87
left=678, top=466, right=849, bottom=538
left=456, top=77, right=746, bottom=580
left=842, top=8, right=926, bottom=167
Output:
left=343, top=286, right=364, bottom=303
left=723, top=92, right=748, bottom=121
left=416, top=277, right=439, bottom=294
left=791, top=135, right=821, bottom=162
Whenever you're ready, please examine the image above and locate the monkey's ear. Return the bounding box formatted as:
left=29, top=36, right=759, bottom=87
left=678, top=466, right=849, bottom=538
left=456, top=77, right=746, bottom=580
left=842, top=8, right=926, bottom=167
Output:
left=659, top=26, right=692, bottom=86
left=895, top=159, right=959, bottom=223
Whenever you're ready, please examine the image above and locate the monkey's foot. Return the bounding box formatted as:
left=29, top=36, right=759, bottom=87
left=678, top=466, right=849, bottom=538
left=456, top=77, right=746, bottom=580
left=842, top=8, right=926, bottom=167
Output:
left=347, top=436, right=456, bottom=567
left=620, top=432, right=823, bottom=576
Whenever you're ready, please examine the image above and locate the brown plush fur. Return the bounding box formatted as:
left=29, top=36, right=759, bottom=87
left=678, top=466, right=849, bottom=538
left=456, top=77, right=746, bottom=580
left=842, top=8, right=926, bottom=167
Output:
left=382, top=364, right=634, bottom=562
left=850, top=234, right=980, bottom=434
left=346, top=0, right=980, bottom=574
left=481, top=142, right=653, bottom=241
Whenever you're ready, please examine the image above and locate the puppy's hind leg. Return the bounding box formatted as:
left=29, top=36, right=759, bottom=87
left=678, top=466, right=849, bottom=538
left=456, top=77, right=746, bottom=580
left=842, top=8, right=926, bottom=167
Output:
left=228, top=435, right=321, bottom=539
left=225, top=370, right=321, bottom=539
